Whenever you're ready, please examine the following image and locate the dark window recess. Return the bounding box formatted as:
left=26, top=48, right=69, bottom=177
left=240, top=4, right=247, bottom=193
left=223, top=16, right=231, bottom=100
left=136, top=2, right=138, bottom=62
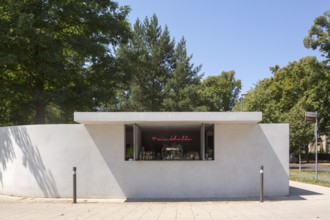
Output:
left=124, top=124, right=214, bottom=161
left=125, top=125, right=134, bottom=160
left=205, top=124, right=214, bottom=160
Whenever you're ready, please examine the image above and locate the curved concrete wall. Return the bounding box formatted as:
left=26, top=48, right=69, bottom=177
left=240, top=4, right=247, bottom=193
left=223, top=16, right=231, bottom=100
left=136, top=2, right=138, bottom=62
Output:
left=0, top=124, right=289, bottom=199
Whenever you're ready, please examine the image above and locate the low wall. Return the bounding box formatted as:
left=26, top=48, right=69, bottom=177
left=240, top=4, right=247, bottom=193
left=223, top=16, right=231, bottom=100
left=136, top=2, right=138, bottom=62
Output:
left=0, top=123, right=289, bottom=198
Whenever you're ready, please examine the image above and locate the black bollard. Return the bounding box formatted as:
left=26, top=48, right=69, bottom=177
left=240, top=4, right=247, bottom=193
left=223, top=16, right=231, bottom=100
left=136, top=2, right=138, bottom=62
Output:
left=73, top=167, right=77, bottom=203
left=260, top=165, right=264, bottom=203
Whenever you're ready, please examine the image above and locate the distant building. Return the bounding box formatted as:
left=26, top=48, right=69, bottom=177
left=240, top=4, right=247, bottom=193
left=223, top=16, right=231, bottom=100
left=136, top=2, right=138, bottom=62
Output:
left=308, top=135, right=330, bottom=154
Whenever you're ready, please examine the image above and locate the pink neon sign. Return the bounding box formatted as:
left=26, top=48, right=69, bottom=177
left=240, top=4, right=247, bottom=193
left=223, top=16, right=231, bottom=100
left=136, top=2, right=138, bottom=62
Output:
left=151, top=135, right=192, bottom=142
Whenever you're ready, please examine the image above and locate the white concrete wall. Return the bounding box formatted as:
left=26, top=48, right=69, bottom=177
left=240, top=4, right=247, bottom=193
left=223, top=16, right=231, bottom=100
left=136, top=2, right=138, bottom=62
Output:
left=0, top=123, right=288, bottom=199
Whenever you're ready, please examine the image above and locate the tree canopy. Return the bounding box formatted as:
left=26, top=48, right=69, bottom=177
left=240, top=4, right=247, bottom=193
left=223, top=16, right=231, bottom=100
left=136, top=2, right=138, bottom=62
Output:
left=2, top=0, right=328, bottom=157
left=1, top=5, right=243, bottom=125
left=113, top=14, right=203, bottom=112
left=304, top=10, right=330, bottom=63
left=238, top=57, right=329, bottom=152
left=198, top=71, right=241, bottom=112
left=0, top=0, right=130, bottom=124
left=234, top=10, right=330, bottom=153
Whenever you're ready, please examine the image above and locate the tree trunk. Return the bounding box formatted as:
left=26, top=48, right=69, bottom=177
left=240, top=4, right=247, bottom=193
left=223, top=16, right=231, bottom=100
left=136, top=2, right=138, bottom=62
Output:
left=35, top=100, right=45, bottom=124
left=305, top=144, right=309, bottom=163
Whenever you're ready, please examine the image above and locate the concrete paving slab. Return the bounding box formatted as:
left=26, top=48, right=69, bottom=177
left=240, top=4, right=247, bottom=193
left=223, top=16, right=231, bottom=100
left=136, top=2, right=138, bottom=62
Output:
left=0, top=181, right=330, bottom=219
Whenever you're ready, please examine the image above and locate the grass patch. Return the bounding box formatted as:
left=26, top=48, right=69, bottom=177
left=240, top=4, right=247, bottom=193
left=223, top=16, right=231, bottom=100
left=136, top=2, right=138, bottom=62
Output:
left=290, top=170, right=330, bottom=188
left=290, top=176, right=330, bottom=188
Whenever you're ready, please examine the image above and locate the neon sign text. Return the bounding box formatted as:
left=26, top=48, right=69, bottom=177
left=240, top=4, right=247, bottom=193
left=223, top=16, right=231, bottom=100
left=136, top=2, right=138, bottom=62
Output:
left=151, top=135, right=192, bottom=142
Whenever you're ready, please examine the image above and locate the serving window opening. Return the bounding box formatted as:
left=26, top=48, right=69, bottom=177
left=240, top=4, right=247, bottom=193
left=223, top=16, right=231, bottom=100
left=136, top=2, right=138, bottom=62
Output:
left=125, top=124, right=214, bottom=161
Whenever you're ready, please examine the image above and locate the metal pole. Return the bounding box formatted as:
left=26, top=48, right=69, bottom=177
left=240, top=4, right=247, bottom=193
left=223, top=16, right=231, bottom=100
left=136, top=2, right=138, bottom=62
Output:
left=260, top=165, right=264, bottom=203
left=299, top=146, right=301, bottom=172
left=73, top=167, right=77, bottom=203
left=315, top=115, right=318, bottom=180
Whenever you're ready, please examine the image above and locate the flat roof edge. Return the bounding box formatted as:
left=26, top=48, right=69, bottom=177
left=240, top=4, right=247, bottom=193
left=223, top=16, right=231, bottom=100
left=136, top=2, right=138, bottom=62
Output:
left=74, top=112, right=262, bottom=124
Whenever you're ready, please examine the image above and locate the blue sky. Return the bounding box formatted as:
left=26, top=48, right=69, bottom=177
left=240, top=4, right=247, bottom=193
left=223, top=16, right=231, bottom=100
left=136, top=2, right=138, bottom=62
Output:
left=119, top=1, right=328, bottom=94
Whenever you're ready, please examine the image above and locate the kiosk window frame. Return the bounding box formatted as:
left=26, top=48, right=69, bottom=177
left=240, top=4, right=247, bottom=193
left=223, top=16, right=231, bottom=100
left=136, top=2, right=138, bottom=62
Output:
left=125, top=123, right=214, bottom=161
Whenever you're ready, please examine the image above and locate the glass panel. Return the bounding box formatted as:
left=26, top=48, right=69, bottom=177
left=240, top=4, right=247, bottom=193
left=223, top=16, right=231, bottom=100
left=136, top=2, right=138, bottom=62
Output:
left=125, top=125, right=133, bottom=160
left=205, top=124, right=214, bottom=160
left=200, top=123, right=205, bottom=160
left=125, top=124, right=214, bottom=161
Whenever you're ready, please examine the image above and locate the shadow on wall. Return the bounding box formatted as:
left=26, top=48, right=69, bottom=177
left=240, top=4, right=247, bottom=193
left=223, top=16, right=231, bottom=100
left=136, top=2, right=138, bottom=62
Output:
left=1, top=126, right=59, bottom=197
left=259, top=125, right=289, bottom=196
left=85, top=124, right=289, bottom=199
left=231, top=125, right=288, bottom=196
left=210, top=124, right=289, bottom=198
left=0, top=128, right=16, bottom=187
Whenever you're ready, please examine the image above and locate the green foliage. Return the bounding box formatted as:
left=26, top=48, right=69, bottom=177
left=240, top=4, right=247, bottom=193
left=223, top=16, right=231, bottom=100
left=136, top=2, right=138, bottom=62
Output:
left=304, top=11, right=330, bottom=63
left=114, top=14, right=202, bottom=111
left=198, top=71, right=241, bottom=111
left=0, top=0, right=130, bottom=124
left=126, top=146, right=134, bottom=159
left=8, top=4, right=329, bottom=130
left=163, top=37, right=202, bottom=111
left=240, top=57, right=329, bottom=152
left=234, top=77, right=280, bottom=122
left=282, top=105, right=313, bottom=153
left=237, top=10, right=330, bottom=153
left=114, top=15, right=174, bottom=111
left=290, top=170, right=330, bottom=188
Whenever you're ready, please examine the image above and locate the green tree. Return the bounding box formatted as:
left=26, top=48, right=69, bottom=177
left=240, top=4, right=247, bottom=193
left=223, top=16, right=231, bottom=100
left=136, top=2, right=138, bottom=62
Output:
left=0, top=1, right=130, bottom=124
left=115, top=14, right=202, bottom=111
left=269, top=65, right=280, bottom=75
left=236, top=11, right=330, bottom=153
left=304, top=11, right=330, bottom=63
left=240, top=57, right=329, bottom=152
left=163, top=37, right=202, bottom=111
left=236, top=78, right=280, bottom=122
left=115, top=15, right=175, bottom=111
left=198, top=71, right=241, bottom=111
left=281, top=105, right=313, bottom=153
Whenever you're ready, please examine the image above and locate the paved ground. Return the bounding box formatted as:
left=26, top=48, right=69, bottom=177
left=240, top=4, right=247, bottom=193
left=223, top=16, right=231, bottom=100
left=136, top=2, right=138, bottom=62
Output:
left=1, top=181, right=330, bottom=220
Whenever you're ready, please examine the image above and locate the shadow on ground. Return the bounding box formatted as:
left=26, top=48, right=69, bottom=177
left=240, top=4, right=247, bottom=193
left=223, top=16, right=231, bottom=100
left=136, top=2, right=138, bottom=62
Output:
left=266, top=186, right=323, bottom=201
left=123, top=186, right=322, bottom=203
left=290, top=186, right=321, bottom=196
